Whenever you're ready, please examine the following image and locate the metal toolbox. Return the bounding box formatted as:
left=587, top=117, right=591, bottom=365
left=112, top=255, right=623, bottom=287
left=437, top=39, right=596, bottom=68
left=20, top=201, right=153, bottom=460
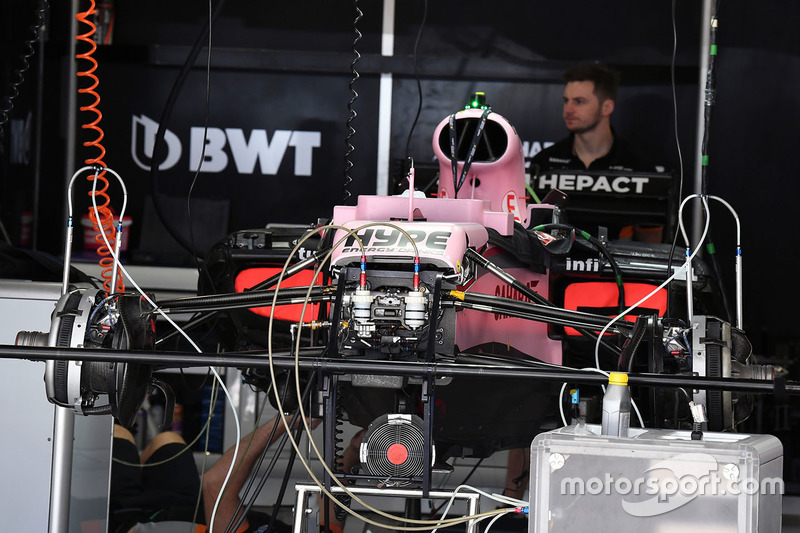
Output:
left=529, top=424, right=783, bottom=532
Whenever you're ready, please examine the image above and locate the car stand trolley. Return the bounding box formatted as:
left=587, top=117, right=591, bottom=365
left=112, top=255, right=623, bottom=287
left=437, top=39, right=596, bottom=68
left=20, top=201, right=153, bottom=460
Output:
left=292, top=483, right=482, bottom=533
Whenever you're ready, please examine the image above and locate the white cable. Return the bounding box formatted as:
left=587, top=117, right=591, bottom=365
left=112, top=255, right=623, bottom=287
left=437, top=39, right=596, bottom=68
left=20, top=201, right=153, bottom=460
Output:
left=579, top=195, right=710, bottom=433
left=68, top=165, right=129, bottom=217
left=278, top=224, right=477, bottom=529
left=89, top=167, right=241, bottom=533
left=88, top=166, right=128, bottom=294
left=432, top=484, right=526, bottom=533
left=483, top=508, right=517, bottom=533
left=705, top=195, right=741, bottom=248
left=705, top=195, right=743, bottom=328
left=677, top=194, right=709, bottom=249
left=64, top=165, right=129, bottom=294
left=593, top=195, right=711, bottom=373
left=489, top=493, right=529, bottom=508
left=558, top=382, right=569, bottom=427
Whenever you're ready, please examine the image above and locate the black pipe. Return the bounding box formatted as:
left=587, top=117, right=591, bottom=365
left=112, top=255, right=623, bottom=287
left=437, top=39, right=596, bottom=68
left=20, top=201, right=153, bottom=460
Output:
left=244, top=247, right=329, bottom=293
left=619, top=315, right=650, bottom=372
left=450, top=292, right=634, bottom=335
left=156, top=286, right=333, bottom=313
left=2, top=344, right=796, bottom=394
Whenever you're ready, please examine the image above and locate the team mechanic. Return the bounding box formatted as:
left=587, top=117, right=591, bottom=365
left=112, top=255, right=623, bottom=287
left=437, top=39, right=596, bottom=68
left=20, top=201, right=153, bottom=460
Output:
left=530, top=63, right=656, bottom=173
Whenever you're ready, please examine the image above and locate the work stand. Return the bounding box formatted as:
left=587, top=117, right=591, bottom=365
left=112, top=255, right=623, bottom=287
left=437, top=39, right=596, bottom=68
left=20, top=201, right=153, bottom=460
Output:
left=291, top=483, right=481, bottom=533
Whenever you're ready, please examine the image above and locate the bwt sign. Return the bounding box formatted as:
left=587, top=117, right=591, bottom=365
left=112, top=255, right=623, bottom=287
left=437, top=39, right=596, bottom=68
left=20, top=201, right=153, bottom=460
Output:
left=132, top=114, right=321, bottom=176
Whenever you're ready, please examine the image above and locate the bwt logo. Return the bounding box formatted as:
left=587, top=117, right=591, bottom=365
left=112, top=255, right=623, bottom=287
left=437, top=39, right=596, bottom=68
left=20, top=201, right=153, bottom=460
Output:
left=131, top=114, right=321, bottom=176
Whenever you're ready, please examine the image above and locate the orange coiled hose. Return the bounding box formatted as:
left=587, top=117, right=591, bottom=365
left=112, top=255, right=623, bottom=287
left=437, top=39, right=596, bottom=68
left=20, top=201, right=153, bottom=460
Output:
left=75, top=1, right=123, bottom=294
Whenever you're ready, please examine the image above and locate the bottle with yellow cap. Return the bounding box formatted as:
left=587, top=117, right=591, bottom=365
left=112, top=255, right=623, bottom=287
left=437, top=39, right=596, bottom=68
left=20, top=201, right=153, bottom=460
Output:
left=601, top=372, right=631, bottom=437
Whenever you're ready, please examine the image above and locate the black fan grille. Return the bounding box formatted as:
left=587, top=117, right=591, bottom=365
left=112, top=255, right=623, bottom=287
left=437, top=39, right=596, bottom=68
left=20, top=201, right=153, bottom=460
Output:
left=361, top=415, right=426, bottom=479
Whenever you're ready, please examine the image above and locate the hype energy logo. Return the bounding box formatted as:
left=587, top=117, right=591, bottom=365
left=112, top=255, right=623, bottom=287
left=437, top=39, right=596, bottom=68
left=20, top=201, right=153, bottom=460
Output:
left=340, top=228, right=452, bottom=256
left=131, top=114, right=321, bottom=175
left=556, top=452, right=783, bottom=517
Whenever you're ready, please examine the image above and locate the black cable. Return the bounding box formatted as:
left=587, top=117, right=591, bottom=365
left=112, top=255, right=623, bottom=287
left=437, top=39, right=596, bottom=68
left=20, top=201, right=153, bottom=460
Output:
left=666, top=0, right=721, bottom=319
left=222, top=377, right=293, bottom=533
left=533, top=223, right=626, bottom=311
left=619, top=315, right=649, bottom=372
left=264, top=423, right=305, bottom=533
left=403, top=0, right=429, bottom=161
left=665, top=0, right=687, bottom=320
left=149, top=0, right=227, bottom=256
left=449, top=109, right=491, bottom=198
left=186, top=0, right=217, bottom=291
left=342, top=0, right=363, bottom=205
left=227, top=372, right=318, bottom=533
left=0, top=0, right=49, bottom=142
left=155, top=285, right=331, bottom=314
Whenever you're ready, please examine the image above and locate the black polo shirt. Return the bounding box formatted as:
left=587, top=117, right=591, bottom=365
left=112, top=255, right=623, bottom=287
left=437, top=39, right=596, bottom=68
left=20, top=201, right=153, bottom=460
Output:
left=528, top=133, right=669, bottom=240
left=530, top=133, right=656, bottom=173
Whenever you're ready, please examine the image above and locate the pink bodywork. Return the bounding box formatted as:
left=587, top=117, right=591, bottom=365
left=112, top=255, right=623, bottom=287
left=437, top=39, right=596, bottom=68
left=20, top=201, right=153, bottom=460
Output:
left=331, top=194, right=513, bottom=270
left=330, top=194, right=562, bottom=364
left=433, top=108, right=529, bottom=225
left=455, top=246, right=562, bottom=364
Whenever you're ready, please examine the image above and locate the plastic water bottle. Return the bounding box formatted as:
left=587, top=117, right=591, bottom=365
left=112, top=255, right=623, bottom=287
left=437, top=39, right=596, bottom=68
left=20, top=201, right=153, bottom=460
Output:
left=601, top=372, right=631, bottom=437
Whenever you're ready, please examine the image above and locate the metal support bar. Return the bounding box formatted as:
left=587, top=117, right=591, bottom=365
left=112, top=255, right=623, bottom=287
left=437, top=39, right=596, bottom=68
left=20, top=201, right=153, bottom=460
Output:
left=375, top=0, right=396, bottom=195
left=425, top=274, right=444, bottom=364
left=322, top=373, right=337, bottom=493
left=1, top=344, right=796, bottom=394
left=691, top=0, right=715, bottom=244
left=421, top=375, right=433, bottom=497
left=47, top=408, right=74, bottom=533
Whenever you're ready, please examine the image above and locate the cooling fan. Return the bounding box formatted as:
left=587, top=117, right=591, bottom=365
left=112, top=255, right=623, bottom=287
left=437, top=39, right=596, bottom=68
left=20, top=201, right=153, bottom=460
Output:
left=359, top=413, right=434, bottom=486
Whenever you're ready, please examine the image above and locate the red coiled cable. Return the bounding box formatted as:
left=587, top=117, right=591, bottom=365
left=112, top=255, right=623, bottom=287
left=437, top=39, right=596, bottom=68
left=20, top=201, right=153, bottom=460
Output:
left=75, top=1, right=123, bottom=294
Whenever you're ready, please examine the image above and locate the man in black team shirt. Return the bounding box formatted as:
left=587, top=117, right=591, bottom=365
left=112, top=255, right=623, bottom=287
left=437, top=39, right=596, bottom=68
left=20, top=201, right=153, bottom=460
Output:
left=531, top=63, right=655, bottom=173
left=530, top=63, right=669, bottom=242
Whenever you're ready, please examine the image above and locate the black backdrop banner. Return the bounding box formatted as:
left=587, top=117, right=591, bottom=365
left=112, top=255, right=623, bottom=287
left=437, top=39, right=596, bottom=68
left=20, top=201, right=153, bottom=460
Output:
left=86, top=62, right=379, bottom=261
